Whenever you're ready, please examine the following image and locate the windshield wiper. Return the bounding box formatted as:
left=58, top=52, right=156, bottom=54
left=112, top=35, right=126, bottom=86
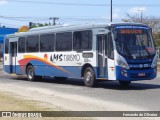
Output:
left=122, top=42, right=133, bottom=59
left=140, top=41, right=151, bottom=58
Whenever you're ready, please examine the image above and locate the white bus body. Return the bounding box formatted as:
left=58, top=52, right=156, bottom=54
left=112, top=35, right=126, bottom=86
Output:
left=3, top=23, right=157, bottom=87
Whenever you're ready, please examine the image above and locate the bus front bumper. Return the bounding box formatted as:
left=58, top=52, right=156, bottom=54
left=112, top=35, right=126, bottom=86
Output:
left=116, top=66, right=157, bottom=81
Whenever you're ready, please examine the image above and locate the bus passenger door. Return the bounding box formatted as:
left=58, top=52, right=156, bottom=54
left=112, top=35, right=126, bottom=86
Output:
left=97, top=35, right=108, bottom=78
left=10, top=42, right=17, bottom=73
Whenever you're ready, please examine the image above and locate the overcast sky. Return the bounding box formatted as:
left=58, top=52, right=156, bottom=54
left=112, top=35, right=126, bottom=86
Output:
left=0, top=0, right=160, bottom=28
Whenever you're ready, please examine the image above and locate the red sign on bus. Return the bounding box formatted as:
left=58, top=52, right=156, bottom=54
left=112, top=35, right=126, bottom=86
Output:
left=120, top=29, right=142, bottom=34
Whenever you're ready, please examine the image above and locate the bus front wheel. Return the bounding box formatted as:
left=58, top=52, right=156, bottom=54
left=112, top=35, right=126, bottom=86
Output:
left=83, top=67, right=96, bottom=87
left=119, top=81, right=131, bottom=87
left=27, top=65, right=36, bottom=81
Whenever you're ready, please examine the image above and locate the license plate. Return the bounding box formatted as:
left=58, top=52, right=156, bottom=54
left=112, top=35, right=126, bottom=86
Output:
left=138, top=73, right=145, bottom=76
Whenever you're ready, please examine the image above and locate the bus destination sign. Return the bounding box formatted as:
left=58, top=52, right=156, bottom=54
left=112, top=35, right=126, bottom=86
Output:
left=120, top=29, right=142, bottom=34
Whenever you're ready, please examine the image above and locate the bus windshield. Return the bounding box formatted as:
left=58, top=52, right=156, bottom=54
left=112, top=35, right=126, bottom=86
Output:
left=113, top=26, right=156, bottom=59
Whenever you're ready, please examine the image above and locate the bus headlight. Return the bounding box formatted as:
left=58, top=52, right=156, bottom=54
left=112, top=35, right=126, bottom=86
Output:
left=151, top=58, right=157, bottom=68
left=117, top=60, right=130, bottom=69
left=151, top=54, right=158, bottom=68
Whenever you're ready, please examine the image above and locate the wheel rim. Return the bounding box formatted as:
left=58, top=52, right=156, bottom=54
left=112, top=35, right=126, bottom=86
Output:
left=85, top=71, right=92, bottom=82
left=28, top=68, right=33, bottom=80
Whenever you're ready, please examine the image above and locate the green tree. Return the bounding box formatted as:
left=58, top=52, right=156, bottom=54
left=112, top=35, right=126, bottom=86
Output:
left=30, top=23, right=50, bottom=29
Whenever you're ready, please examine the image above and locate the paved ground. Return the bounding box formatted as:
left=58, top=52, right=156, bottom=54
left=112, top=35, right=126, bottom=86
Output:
left=0, top=64, right=160, bottom=120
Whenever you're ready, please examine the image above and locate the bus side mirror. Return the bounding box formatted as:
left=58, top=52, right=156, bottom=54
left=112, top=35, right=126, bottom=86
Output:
left=113, top=31, right=117, bottom=41
left=150, top=28, right=152, bottom=33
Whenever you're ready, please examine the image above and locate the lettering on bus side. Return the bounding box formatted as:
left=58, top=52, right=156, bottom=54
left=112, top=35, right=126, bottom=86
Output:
left=50, top=54, right=80, bottom=62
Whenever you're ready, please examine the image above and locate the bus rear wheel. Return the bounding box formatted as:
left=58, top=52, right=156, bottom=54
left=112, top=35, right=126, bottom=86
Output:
left=83, top=67, right=96, bottom=87
left=119, top=81, right=131, bottom=87
left=27, top=65, right=36, bottom=81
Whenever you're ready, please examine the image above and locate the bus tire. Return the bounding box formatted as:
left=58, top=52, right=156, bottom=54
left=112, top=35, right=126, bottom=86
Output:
left=119, top=81, right=131, bottom=87
left=27, top=65, right=36, bottom=81
left=83, top=67, right=96, bottom=87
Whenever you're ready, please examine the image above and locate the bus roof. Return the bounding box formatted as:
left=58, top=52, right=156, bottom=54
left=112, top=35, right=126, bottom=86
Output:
left=7, top=22, right=149, bottom=38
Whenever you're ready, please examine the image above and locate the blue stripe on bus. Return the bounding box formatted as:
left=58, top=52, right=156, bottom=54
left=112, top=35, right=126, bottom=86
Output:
left=4, top=64, right=157, bottom=81
left=4, top=65, right=82, bottom=78
left=4, top=64, right=99, bottom=79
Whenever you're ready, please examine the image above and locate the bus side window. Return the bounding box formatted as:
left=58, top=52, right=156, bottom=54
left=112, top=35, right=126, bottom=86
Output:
left=26, top=35, right=39, bottom=52
left=105, top=35, right=108, bottom=56
left=11, top=43, right=17, bottom=57
left=56, top=32, right=72, bottom=51
left=107, top=33, right=114, bottom=59
left=5, top=39, right=9, bottom=54
left=73, top=30, right=92, bottom=51
left=18, top=37, right=26, bottom=53
left=40, top=34, right=55, bottom=52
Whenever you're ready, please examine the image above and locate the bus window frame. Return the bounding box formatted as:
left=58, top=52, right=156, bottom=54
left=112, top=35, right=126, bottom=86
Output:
left=40, top=33, right=55, bottom=52
left=26, top=35, right=40, bottom=53
left=107, top=32, right=114, bottom=60
left=55, top=32, right=73, bottom=52
left=18, top=37, right=26, bottom=53
left=5, top=38, right=9, bottom=54
left=73, top=30, right=93, bottom=52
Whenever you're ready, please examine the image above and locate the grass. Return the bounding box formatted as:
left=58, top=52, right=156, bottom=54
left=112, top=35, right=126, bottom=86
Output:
left=0, top=92, right=92, bottom=120
left=0, top=92, right=53, bottom=111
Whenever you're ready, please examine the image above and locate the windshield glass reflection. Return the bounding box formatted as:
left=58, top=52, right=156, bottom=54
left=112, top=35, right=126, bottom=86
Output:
left=114, top=26, right=156, bottom=59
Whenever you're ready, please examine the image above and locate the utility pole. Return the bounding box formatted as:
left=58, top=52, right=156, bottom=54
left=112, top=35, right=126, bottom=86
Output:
left=111, top=0, right=113, bottom=22
left=49, top=17, right=59, bottom=25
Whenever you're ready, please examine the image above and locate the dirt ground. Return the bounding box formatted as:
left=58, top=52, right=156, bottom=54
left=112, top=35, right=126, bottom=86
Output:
left=0, top=91, right=92, bottom=120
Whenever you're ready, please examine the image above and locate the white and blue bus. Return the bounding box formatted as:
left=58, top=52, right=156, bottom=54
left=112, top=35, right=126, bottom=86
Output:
left=3, top=23, right=157, bottom=87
